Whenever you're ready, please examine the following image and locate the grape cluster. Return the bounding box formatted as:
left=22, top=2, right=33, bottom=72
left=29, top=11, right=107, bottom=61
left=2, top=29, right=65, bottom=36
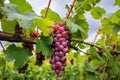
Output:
left=35, top=52, right=45, bottom=66
left=50, top=22, right=69, bottom=77
left=22, top=43, right=34, bottom=55
left=14, top=23, right=23, bottom=39
left=18, top=63, right=29, bottom=73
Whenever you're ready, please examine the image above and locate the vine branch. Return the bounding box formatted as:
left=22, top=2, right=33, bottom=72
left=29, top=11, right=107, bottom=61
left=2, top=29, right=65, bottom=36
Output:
left=0, top=31, right=35, bottom=44
left=44, top=0, right=52, bottom=18
left=101, top=58, right=109, bottom=80
left=71, top=39, right=102, bottom=49
left=70, top=45, right=85, bottom=54
left=66, top=0, right=76, bottom=19
left=0, top=41, right=5, bottom=50
left=93, top=28, right=101, bottom=44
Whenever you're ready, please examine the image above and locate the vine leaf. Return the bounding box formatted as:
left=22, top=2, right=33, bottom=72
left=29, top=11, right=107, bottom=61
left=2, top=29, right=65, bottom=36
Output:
left=91, top=6, right=105, bottom=19
left=4, top=44, right=30, bottom=68
left=66, top=20, right=86, bottom=39
left=1, top=20, right=17, bottom=34
left=113, top=23, right=120, bottom=33
left=41, top=8, right=61, bottom=22
left=1, top=4, right=39, bottom=29
left=114, top=0, right=120, bottom=7
left=34, top=18, right=54, bottom=36
left=35, top=36, right=53, bottom=57
left=0, top=57, right=5, bottom=68
left=9, top=0, right=34, bottom=13
left=0, top=0, right=4, bottom=6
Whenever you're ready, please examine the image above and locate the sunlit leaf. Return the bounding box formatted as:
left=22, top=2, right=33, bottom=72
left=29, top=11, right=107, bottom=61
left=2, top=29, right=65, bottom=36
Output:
left=34, top=18, right=54, bottom=36
left=91, top=6, right=105, bottom=19
left=41, top=8, right=61, bottom=22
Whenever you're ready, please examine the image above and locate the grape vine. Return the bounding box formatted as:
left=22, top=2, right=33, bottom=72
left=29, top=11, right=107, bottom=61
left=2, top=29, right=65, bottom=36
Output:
left=0, top=0, right=120, bottom=79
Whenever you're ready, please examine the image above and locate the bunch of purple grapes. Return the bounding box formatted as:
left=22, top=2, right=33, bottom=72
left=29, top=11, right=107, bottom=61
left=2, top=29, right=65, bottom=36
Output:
left=18, top=63, right=29, bottom=73
left=50, top=22, right=69, bottom=77
left=22, top=43, right=34, bottom=55
left=35, top=52, right=45, bottom=66
left=14, top=23, right=23, bottom=39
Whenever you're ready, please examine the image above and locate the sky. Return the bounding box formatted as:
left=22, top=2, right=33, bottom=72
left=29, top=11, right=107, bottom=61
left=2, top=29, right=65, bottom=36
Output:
left=27, top=0, right=119, bottom=42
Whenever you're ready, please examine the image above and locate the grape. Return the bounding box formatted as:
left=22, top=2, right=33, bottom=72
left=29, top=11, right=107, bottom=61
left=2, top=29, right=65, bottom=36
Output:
left=30, top=31, right=39, bottom=38
left=59, top=27, right=65, bottom=33
left=55, top=69, right=60, bottom=74
left=60, top=66, right=65, bottom=71
left=54, top=56, right=60, bottom=62
left=54, top=52, right=59, bottom=56
left=53, top=25, right=59, bottom=31
left=50, top=58, right=55, bottom=64
left=61, top=42, right=67, bottom=47
left=62, top=62, right=67, bottom=67
left=61, top=56, right=66, bottom=63
left=57, top=72, right=62, bottom=77
left=55, top=42, right=60, bottom=47
left=58, top=52, right=64, bottom=58
left=58, top=45, right=64, bottom=51
left=56, top=34, right=62, bottom=39
left=63, top=48, right=68, bottom=54
left=54, top=37, right=58, bottom=42
left=18, top=63, right=28, bottom=73
left=50, top=22, right=69, bottom=77
left=55, top=62, right=62, bottom=69
left=52, top=64, right=56, bottom=70
left=62, top=31, right=68, bottom=37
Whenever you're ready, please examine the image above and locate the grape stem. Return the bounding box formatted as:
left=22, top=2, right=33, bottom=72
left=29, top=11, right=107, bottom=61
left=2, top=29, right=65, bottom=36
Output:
left=0, top=41, right=5, bottom=50
left=93, top=28, right=101, bottom=44
left=66, top=0, right=76, bottom=19
left=44, top=0, right=52, bottom=18
left=70, top=45, right=86, bottom=54
left=71, top=39, right=102, bottom=49
left=101, top=58, right=109, bottom=80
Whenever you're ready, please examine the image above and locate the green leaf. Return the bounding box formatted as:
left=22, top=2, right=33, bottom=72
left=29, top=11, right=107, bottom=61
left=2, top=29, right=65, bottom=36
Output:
left=114, top=0, right=120, bottom=7
left=0, top=57, right=5, bottom=68
left=78, top=43, right=86, bottom=49
left=5, top=44, right=30, bottom=68
left=74, top=14, right=89, bottom=39
left=41, top=8, right=61, bottom=22
left=35, top=36, right=53, bottom=57
left=90, top=0, right=100, bottom=5
left=1, top=20, right=17, bottom=34
left=0, top=0, right=4, bottom=6
left=91, top=6, right=105, bottom=19
left=9, top=0, right=25, bottom=6
left=19, top=2, right=34, bottom=13
left=1, top=4, right=39, bottom=29
left=34, top=18, right=54, bottom=36
left=9, top=0, right=33, bottom=13
left=66, top=20, right=86, bottom=39
left=113, top=22, right=120, bottom=33
left=89, top=47, right=100, bottom=59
